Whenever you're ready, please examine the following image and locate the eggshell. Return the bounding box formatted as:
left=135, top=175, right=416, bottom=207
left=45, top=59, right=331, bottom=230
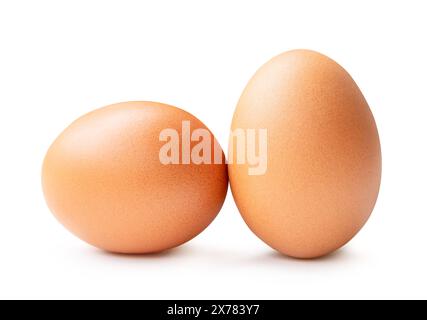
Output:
left=42, top=101, right=228, bottom=254
left=229, top=50, right=381, bottom=259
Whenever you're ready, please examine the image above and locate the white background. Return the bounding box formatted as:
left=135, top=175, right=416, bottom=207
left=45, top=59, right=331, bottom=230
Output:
left=0, top=0, right=426, bottom=300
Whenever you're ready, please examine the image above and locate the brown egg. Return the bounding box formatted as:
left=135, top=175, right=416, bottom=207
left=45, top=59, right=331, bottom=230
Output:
left=42, top=101, right=228, bottom=254
left=229, top=50, right=381, bottom=259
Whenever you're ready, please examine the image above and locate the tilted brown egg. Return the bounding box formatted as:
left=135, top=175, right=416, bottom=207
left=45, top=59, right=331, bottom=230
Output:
left=42, top=101, right=228, bottom=254
left=229, top=50, right=381, bottom=259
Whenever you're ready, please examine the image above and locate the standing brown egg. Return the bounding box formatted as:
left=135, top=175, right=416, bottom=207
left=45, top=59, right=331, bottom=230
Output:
left=42, top=101, right=228, bottom=254
left=229, top=50, right=381, bottom=259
